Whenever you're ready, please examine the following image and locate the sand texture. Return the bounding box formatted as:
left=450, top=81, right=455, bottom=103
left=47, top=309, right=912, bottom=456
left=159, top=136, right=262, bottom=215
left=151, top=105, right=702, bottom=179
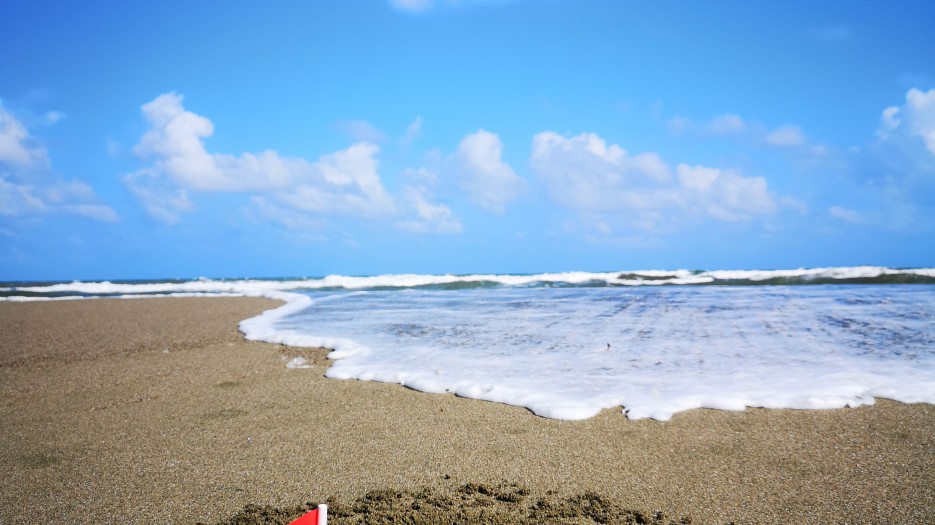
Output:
left=1, top=297, right=933, bottom=524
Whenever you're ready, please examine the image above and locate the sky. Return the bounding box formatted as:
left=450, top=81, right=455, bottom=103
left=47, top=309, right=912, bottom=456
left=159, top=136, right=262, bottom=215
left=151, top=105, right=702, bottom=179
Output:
left=1, top=0, right=934, bottom=281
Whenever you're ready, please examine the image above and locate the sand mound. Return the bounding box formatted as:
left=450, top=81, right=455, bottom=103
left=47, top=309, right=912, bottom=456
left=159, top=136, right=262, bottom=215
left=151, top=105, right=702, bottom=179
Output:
left=210, top=482, right=694, bottom=525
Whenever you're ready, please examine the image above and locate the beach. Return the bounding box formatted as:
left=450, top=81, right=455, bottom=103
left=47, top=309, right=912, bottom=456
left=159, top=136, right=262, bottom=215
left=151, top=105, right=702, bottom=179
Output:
left=1, top=297, right=933, bottom=524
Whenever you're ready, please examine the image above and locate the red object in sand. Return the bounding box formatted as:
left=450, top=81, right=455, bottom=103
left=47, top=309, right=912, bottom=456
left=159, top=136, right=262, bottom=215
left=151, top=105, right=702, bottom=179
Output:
left=288, top=504, right=328, bottom=525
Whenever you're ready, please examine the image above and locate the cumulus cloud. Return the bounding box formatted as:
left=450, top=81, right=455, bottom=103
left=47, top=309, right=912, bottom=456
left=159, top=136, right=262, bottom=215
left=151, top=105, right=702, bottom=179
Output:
left=880, top=88, right=935, bottom=155
left=0, top=175, right=119, bottom=222
left=878, top=106, right=901, bottom=138
left=395, top=187, right=463, bottom=234
left=126, top=93, right=395, bottom=223
left=0, top=103, right=117, bottom=222
left=125, top=168, right=193, bottom=225
left=388, top=165, right=464, bottom=233
left=132, top=93, right=310, bottom=192
left=530, top=131, right=779, bottom=230
left=531, top=131, right=671, bottom=213
left=0, top=106, right=48, bottom=168
left=276, top=142, right=395, bottom=217
left=453, top=129, right=526, bottom=213
left=857, top=87, right=935, bottom=220
left=675, top=164, right=775, bottom=221
left=126, top=92, right=462, bottom=234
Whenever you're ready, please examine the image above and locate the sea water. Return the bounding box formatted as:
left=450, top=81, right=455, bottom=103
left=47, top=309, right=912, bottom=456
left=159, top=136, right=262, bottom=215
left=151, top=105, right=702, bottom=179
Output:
left=4, top=267, right=935, bottom=420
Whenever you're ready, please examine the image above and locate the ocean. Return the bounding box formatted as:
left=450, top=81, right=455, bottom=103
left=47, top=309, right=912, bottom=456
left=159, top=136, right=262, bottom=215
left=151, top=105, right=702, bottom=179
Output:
left=3, top=266, right=935, bottom=421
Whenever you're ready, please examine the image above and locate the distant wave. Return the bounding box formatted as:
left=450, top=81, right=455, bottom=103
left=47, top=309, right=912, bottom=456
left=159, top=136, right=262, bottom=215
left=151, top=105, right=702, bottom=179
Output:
left=2, top=266, right=935, bottom=300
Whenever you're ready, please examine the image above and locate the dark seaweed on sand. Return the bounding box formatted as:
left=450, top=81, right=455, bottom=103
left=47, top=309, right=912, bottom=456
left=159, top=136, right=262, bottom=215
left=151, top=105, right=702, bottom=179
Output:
left=205, top=482, right=696, bottom=525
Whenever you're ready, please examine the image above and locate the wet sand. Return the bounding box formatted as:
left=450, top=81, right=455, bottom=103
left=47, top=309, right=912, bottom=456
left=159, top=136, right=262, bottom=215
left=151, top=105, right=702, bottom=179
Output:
left=0, top=297, right=933, bottom=524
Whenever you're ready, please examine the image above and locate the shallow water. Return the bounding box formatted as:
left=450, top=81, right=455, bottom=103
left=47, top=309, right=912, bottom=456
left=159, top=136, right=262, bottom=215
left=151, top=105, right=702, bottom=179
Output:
left=270, top=284, right=935, bottom=420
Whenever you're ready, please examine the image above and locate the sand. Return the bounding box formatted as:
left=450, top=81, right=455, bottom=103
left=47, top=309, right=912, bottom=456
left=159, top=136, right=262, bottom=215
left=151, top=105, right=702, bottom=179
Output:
left=0, top=297, right=933, bottom=524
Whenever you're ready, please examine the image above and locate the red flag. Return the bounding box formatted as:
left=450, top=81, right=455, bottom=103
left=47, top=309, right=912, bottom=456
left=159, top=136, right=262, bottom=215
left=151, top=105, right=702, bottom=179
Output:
left=288, top=504, right=327, bottom=525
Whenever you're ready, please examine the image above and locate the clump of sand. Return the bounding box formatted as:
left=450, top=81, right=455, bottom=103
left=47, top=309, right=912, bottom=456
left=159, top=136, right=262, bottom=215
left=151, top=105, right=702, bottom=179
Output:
left=210, top=482, right=694, bottom=525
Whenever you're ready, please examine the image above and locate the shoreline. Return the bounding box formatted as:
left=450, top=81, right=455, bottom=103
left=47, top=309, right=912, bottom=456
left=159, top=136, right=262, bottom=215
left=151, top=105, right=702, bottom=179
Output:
left=1, top=297, right=933, bottom=524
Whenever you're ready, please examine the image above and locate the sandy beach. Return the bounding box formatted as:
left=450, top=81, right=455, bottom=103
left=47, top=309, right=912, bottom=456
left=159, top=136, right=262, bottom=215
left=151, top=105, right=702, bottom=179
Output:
left=1, top=297, right=933, bottom=524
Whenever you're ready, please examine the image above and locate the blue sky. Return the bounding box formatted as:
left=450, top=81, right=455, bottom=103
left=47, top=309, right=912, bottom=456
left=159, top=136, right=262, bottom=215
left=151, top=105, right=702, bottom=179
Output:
left=1, top=0, right=934, bottom=280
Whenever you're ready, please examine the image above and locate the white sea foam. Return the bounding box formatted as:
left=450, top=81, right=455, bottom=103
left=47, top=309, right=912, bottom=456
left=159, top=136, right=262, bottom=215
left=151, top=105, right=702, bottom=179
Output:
left=285, top=356, right=311, bottom=369
left=255, top=285, right=935, bottom=421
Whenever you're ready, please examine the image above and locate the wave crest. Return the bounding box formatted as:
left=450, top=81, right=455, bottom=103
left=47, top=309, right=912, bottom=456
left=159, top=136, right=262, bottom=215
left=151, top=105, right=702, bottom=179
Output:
left=3, top=266, right=934, bottom=300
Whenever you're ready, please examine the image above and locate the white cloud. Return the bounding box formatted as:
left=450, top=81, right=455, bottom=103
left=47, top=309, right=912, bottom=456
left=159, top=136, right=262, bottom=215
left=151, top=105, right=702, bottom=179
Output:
left=765, top=124, right=807, bottom=147
left=0, top=104, right=117, bottom=222
left=531, top=131, right=672, bottom=213
left=246, top=196, right=329, bottom=239
left=128, top=93, right=396, bottom=224
left=875, top=88, right=935, bottom=155
left=878, top=106, right=901, bottom=138
left=125, top=168, right=193, bottom=225
left=402, top=166, right=438, bottom=186
left=868, top=87, right=935, bottom=186
left=828, top=206, right=862, bottom=223
left=794, top=88, right=935, bottom=232
left=675, top=164, right=776, bottom=221
left=133, top=93, right=227, bottom=191
left=530, top=131, right=779, bottom=230
left=277, top=142, right=395, bottom=217
left=453, top=129, right=525, bottom=213
left=393, top=165, right=464, bottom=233
left=44, top=180, right=97, bottom=204
left=0, top=178, right=46, bottom=216
left=127, top=92, right=469, bottom=234
left=0, top=177, right=119, bottom=222
left=0, top=105, right=48, bottom=168
left=669, top=111, right=819, bottom=154
left=709, top=113, right=746, bottom=135
left=901, top=88, right=935, bottom=155
left=395, top=187, right=463, bottom=234
left=858, top=89, right=935, bottom=222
